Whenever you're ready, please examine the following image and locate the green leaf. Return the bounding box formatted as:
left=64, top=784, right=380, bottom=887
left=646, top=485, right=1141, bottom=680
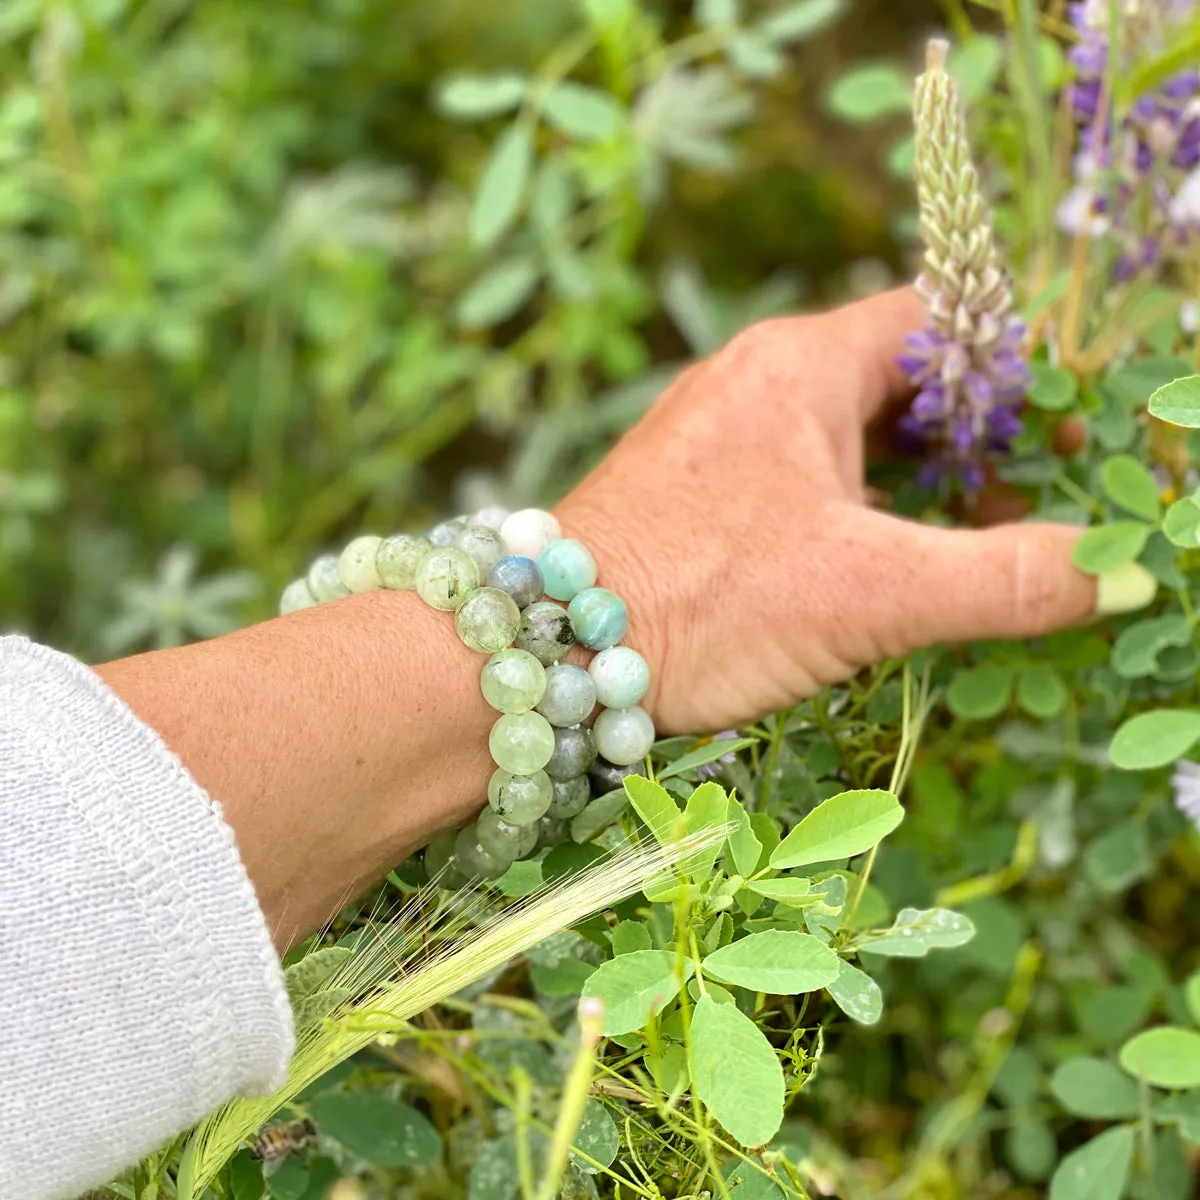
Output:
left=690, top=994, right=785, bottom=1147
left=757, top=0, right=843, bottom=43
left=435, top=73, right=527, bottom=120
left=1049, top=1057, right=1140, bottom=1118
left=1016, top=665, right=1068, bottom=719
left=726, top=800, right=762, bottom=877
left=1082, top=820, right=1151, bottom=893
left=612, top=920, right=652, bottom=955
left=826, top=958, right=883, bottom=1025
left=625, top=775, right=680, bottom=844
left=265, top=1158, right=308, bottom=1200
left=723, top=1160, right=785, bottom=1199
left=947, top=664, right=1015, bottom=720
left=308, top=1093, right=441, bottom=1167
left=1027, top=361, right=1078, bottom=411
left=541, top=82, right=624, bottom=142
left=1149, top=374, right=1200, bottom=427
left=470, top=123, right=534, bottom=248
left=702, top=930, right=839, bottom=993
left=581, top=950, right=692, bottom=1035
left=746, top=877, right=815, bottom=905
left=468, top=1138, right=519, bottom=1200
left=570, top=789, right=629, bottom=843
left=947, top=35, right=1004, bottom=104
left=457, top=256, right=540, bottom=329
left=1048, top=1126, right=1134, bottom=1200
left=229, top=1152, right=265, bottom=1200
left=1112, top=615, right=1192, bottom=679
left=1163, top=497, right=1200, bottom=547
left=658, top=737, right=756, bottom=780
left=682, top=781, right=729, bottom=878
left=1006, top=1121, right=1057, bottom=1182
left=1119, top=1026, right=1200, bottom=1088
left=284, top=946, right=351, bottom=1003
left=1072, top=522, right=1152, bottom=574
left=1108, top=709, right=1200, bottom=770
left=531, top=959, right=597, bottom=996
left=1102, top=454, right=1162, bottom=520
left=857, top=907, right=976, bottom=957
left=570, top=1101, right=619, bottom=1172
left=770, top=788, right=903, bottom=869
left=726, top=33, right=785, bottom=78
left=826, top=63, right=911, bottom=122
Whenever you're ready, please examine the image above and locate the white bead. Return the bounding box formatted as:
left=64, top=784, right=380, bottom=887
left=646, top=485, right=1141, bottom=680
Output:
left=338, top=535, right=383, bottom=593
left=589, top=646, right=650, bottom=709
left=470, top=506, right=511, bottom=531
left=500, top=508, right=561, bottom=559
left=593, top=706, right=656, bottom=766
left=279, top=578, right=317, bottom=615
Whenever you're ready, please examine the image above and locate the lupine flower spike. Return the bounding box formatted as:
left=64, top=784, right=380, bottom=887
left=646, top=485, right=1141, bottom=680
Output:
left=899, top=39, right=1031, bottom=490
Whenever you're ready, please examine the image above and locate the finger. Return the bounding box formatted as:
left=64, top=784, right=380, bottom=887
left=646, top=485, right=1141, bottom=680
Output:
left=847, top=508, right=1157, bottom=655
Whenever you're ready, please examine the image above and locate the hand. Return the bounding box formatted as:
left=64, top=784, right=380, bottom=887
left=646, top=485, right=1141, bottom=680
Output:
left=557, top=287, right=1155, bottom=735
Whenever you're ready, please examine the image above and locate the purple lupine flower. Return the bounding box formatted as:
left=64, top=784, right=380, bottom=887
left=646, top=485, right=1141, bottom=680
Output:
left=900, top=41, right=1031, bottom=489
left=1173, top=760, right=1200, bottom=829
left=695, top=730, right=740, bottom=782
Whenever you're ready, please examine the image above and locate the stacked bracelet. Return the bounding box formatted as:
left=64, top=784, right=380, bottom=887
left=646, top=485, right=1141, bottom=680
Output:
left=278, top=507, right=655, bottom=888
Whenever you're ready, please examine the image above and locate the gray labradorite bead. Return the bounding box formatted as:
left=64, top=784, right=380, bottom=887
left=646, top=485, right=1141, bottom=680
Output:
left=455, top=587, right=521, bottom=653
left=589, top=757, right=647, bottom=796
left=515, top=600, right=576, bottom=666
left=428, top=517, right=468, bottom=547
left=424, top=832, right=469, bottom=888
left=488, top=768, right=553, bottom=823
left=545, top=726, right=597, bottom=781
left=453, top=524, right=505, bottom=576
left=537, top=814, right=570, bottom=848
left=477, top=807, right=538, bottom=861
left=536, top=663, right=597, bottom=728
left=453, top=823, right=510, bottom=880
left=307, top=554, right=351, bottom=602
left=548, top=774, right=591, bottom=819
left=377, top=533, right=432, bottom=589
left=487, top=555, right=545, bottom=609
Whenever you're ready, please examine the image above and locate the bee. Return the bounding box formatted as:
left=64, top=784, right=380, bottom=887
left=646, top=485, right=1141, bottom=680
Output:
left=249, top=1117, right=317, bottom=1164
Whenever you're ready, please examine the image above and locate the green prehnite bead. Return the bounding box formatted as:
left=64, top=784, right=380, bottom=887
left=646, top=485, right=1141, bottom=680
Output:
left=280, top=578, right=317, bottom=615
left=489, top=711, right=556, bottom=774
left=537, top=538, right=597, bottom=601
left=593, top=706, right=656, bottom=766
left=480, top=649, right=546, bottom=714
left=537, top=814, right=570, bottom=848
left=307, top=554, right=351, bottom=602
left=428, top=517, right=468, bottom=547
left=536, top=663, right=597, bottom=728
left=545, top=726, right=597, bottom=781
left=487, top=768, right=553, bottom=823
left=548, top=774, right=591, bottom=819
left=415, top=547, right=480, bottom=611
left=515, top=600, right=576, bottom=665
left=477, top=807, right=538, bottom=861
left=567, top=588, right=629, bottom=651
left=455, top=587, right=521, bottom=653
left=453, top=525, right=505, bottom=575
left=338, top=535, right=383, bottom=593
left=377, top=533, right=432, bottom=589
left=589, top=646, right=650, bottom=709
left=453, top=823, right=510, bottom=880
left=424, top=832, right=468, bottom=888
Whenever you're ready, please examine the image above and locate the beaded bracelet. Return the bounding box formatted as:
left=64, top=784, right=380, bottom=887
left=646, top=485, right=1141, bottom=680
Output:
left=278, top=507, right=655, bottom=888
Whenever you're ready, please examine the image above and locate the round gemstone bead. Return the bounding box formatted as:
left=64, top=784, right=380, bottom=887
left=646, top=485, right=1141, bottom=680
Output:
left=454, top=525, right=506, bottom=575
left=470, top=506, right=511, bottom=531
left=589, top=646, right=650, bottom=709
left=307, top=554, right=351, bottom=602
left=481, top=649, right=546, bottom=714
left=477, top=807, right=538, bottom=861
left=376, top=534, right=432, bottom=589
left=537, top=539, right=597, bottom=602
left=593, top=706, right=655, bottom=766
left=488, top=768, right=554, bottom=822
left=428, top=517, right=468, bottom=547
left=500, top=508, right=561, bottom=560
left=455, top=587, right=521, bottom=653
left=489, top=711, right=556, bottom=774
left=487, top=556, right=545, bottom=609
left=424, top=832, right=468, bottom=888
left=280, top=578, right=317, bottom=615
left=536, top=664, right=597, bottom=728
left=515, top=601, right=576, bottom=665
left=537, top=814, right=570, bottom=848
left=415, top=547, right=480, bottom=611
left=338, top=535, right=384, bottom=593
left=567, top=588, right=629, bottom=651
left=548, top=774, right=591, bottom=819
left=454, top=823, right=510, bottom=880
left=545, top=726, right=597, bottom=781
left=589, top=757, right=647, bottom=796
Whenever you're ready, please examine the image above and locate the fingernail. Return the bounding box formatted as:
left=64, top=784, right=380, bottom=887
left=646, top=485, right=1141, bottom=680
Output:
left=1095, top=563, right=1158, bottom=616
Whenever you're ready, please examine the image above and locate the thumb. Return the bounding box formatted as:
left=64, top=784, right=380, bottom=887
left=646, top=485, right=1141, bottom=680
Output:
left=854, top=510, right=1159, bottom=654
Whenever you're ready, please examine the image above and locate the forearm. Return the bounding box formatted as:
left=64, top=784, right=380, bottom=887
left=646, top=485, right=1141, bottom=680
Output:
left=96, top=587, right=494, bottom=950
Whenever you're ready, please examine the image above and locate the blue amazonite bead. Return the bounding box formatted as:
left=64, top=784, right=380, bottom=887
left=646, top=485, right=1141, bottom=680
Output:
left=487, top=555, right=545, bottom=609
left=567, top=588, right=628, bottom=651
left=589, top=646, right=649, bottom=709
left=537, top=539, right=597, bottom=602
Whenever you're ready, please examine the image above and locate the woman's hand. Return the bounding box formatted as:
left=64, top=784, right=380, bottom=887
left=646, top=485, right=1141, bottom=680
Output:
left=557, top=287, right=1155, bottom=734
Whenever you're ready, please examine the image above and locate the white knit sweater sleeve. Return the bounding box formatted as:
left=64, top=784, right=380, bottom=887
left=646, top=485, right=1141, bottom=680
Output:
left=0, top=636, right=295, bottom=1200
